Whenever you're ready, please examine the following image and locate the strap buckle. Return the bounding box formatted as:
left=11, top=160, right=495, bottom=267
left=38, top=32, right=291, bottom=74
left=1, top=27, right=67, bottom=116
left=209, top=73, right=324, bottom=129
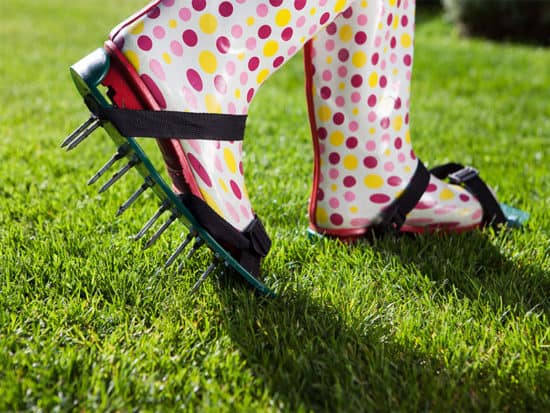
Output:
left=448, top=166, right=478, bottom=185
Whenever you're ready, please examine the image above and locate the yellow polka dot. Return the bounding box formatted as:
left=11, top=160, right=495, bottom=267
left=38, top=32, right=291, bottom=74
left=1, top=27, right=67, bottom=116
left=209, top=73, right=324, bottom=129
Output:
left=199, top=13, right=217, bottom=34
left=326, top=56, right=332, bottom=64
left=263, top=40, right=279, bottom=57
left=440, top=188, right=455, bottom=201
left=201, top=191, right=223, bottom=217
left=168, top=19, right=177, bottom=29
left=310, top=8, right=317, bottom=16
left=364, top=174, right=384, bottom=189
left=361, top=1, right=368, bottom=7
left=343, top=155, right=359, bottom=170
left=247, top=16, right=255, bottom=26
left=129, top=21, right=144, bottom=35
left=123, top=50, right=140, bottom=71
left=369, top=127, right=376, bottom=135
left=393, top=17, right=399, bottom=30
left=401, top=33, right=412, bottom=48
left=275, top=9, right=291, bottom=27
left=329, top=131, right=345, bottom=146
left=237, top=52, right=245, bottom=61
left=352, top=51, right=367, bottom=68
left=405, top=130, right=411, bottom=144
left=205, top=94, right=222, bottom=113
left=384, top=149, right=391, bottom=156
left=199, top=51, right=217, bottom=74
left=339, top=25, right=353, bottom=42
left=235, top=89, right=241, bottom=99
left=331, top=184, right=338, bottom=192
left=242, top=184, right=250, bottom=201
left=350, top=206, right=359, bottom=214
left=257, top=68, right=270, bottom=84
left=334, top=0, right=347, bottom=13
left=392, top=68, right=399, bottom=76
left=316, top=207, right=329, bottom=225
left=393, top=116, right=403, bottom=131
left=352, top=108, right=359, bottom=116
left=218, top=178, right=229, bottom=193
left=389, top=0, right=397, bottom=6
left=318, top=105, right=332, bottom=122
left=162, top=52, right=172, bottom=64
left=404, top=165, right=412, bottom=173
left=339, top=82, right=346, bottom=90
left=458, top=208, right=470, bottom=217
left=224, top=148, right=237, bottom=174
left=368, top=72, right=378, bottom=87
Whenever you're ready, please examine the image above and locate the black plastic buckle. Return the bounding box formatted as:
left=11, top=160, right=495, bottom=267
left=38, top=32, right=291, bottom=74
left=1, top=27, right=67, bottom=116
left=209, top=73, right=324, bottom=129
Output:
left=375, top=203, right=407, bottom=234
left=448, top=166, right=479, bottom=185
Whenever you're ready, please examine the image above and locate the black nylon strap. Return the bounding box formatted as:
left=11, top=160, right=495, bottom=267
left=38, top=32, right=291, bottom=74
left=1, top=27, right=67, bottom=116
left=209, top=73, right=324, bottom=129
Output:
left=373, top=160, right=431, bottom=234
left=179, top=193, right=271, bottom=277
left=85, top=96, right=247, bottom=140
left=430, top=162, right=507, bottom=228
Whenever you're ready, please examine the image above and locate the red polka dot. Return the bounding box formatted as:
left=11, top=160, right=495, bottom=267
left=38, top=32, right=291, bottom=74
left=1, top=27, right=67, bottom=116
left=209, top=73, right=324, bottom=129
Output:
left=318, top=127, right=328, bottom=140
left=394, top=97, right=402, bottom=109
left=230, top=180, right=242, bottom=199
left=320, top=86, right=332, bottom=99
left=186, top=69, right=203, bottom=92
left=364, top=156, right=378, bottom=168
left=187, top=153, right=212, bottom=187
left=330, top=213, right=344, bottom=226
left=460, top=194, right=471, bottom=202
left=216, top=36, right=230, bottom=54
left=137, top=35, right=153, bottom=51
left=404, top=54, right=412, bottom=66
left=218, top=2, right=233, bottom=17
left=273, top=56, right=285, bottom=68
left=192, top=0, right=206, bottom=11
left=140, top=74, right=166, bottom=109
left=394, top=138, right=402, bottom=149
left=343, top=176, right=356, bottom=187
left=329, top=152, right=340, bottom=164
left=295, top=0, right=306, bottom=10
left=269, top=0, right=283, bottom=6
left=326, top=23, right=337, bottom=35
left=368, top=94, right=377, bottom=107
left=370, top=194, right=391, bottom=204
left=380, top=118, right=390, bottom=129
left=338, top=48, right=349, bottom=62
left=379, top=76, right=387, bottom=88
left=351, top=74, right=363, bottom=87
left=333, top=112, right=345, bottom=125
left=426, top=183, right=437, bottom=192
left=248, top=57, right=260, bottom=71
left=182, top=30, right=198, bottom=47
left=346, top=137, right=358, bottom=149
left=317, top=188, right=325, bottom=201
left=147, top=7, right=161, bottom=19
left=281, top=27, right=294, bottom=41
left=320, top=12, right=331, bottom=25
left=247, top=88, right=255, bottom=103
left=355, top=31, right=367, bottom=45
left=258, top=25, right=272, bottom=39
left=388, top=176, right=402, bottom=186
left=342, top=7, right=353, bottom=19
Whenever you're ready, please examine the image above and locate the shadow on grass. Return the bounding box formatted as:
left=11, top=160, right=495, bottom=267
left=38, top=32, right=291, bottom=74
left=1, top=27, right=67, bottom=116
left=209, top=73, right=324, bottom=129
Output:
left=217, top=230, right=548, bottom=412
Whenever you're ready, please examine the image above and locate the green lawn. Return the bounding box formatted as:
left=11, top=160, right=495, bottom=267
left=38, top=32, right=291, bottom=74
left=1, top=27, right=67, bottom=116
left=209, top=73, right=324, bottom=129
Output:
left=1, top=1, right=549, bottom=411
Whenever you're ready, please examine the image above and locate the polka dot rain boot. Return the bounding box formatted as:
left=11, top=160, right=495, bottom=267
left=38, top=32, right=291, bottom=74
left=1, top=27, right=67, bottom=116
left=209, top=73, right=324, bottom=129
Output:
left=63, top=0, right=357, bottom=295
left=304, top=0, right=522, bottom=239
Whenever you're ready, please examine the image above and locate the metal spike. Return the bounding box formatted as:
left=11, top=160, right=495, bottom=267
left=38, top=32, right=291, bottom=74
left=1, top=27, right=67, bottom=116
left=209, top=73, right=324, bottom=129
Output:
left=61, top=116, right=98, bottom=148
left=190, top=261, right=219, bottom=294
left=143, top=211, right=178, bottom=250
left=88, top=144, right=130, bottom=185
left=177, top=238, right=205, bottom=273
left=66, top=117, right=102, bottom=150
left=116, top=177, right=154, bottom=217
left=133, top=199, right=171, bottom=241
left=98, top=156, right=139, bottom=194
left=161, top=231, right=196, bottom=270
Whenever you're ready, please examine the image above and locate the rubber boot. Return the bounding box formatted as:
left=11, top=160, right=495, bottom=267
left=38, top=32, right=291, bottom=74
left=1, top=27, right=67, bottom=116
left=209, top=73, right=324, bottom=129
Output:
left=64, top=0, right=355, bottom=294
left=305, top=0, right=509, bottom=238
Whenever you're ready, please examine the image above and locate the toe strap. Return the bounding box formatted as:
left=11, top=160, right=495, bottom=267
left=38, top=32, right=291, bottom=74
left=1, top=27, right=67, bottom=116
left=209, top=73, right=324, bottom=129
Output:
left=430, top=163, right=507, bottom=228
left=179, top=193, right=271, bottom=278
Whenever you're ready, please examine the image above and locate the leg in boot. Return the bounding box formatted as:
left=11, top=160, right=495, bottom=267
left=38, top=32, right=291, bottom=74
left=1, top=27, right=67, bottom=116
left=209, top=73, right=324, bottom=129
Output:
left=305, top=0, right=511, bottom=238
left=64, top=0, right=355, bottom=293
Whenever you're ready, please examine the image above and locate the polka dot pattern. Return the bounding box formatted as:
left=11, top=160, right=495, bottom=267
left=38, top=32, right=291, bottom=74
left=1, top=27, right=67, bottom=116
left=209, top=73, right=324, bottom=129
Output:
left=112, top=0, right=351, bottom=231
left=308, top=1, right=483, bottom=234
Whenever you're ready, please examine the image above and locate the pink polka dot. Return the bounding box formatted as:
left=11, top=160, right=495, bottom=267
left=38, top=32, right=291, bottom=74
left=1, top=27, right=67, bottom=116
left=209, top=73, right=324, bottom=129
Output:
left=162, top=0, right=175, bottom=6
left=351, top=218, right=370, bottom=227
left=228, top=102, right=237, bottom=114
left=384, top=162, right=395, bottom=172
left=241, top=205, right=251, bottom=220
left=225, top=61, right=236, bottom=75
left=178, top=8, right=191, bottom=21
left=214, top=75, right=227, bottom=94
left=329, top=197, right=340, bottom=209
left=338, top=66, right=348, bottom=77
left=153, top=26, right=165, bottom=39
left=240, top=72, right=248, bottom=85
left=246, top=37, right=257, bottom=50
left=322, top=70, right=332, bottom=81
left=329, top=168, right=339, bottom=179
left=149, top=59, right=166, bottom=81
left=357, top=14, right=368, bottom=26
left=182, top=87, right=198, bottom=109
left=415, top=200, right=436, bottom=210
left=257, top=4, right=268, bottom=17
left=170, top=40, right=183, bottom=56
left=225, top=202, right=240, bottom=224
left=368, top=111, right=377, bottom=122
left=288, top=46, right=297, bottom=56
left=366, top=141, right=376, bottom=151
left=188, top=139, right=202, bottom=154
left=231, top=25, right=243, bottom=38
left=335, top=96, right=345, bottom=107
left=326, top=39, right=335, bottom=51
left=349, top=121, right=359, bottom=132
left=296, top=16, right=306, bottom=28
left=344, top=191, right=356, bottom=202
left=472, top=209, right=483, bottom=220
left=214, top=156, right=223, bottom=173
left=351, top=92, right=361, bottom=103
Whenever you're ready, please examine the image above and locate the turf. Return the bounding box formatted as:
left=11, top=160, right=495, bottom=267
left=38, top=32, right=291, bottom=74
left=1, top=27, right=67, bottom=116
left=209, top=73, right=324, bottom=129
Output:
left=0, top=1, right=549, bottom=411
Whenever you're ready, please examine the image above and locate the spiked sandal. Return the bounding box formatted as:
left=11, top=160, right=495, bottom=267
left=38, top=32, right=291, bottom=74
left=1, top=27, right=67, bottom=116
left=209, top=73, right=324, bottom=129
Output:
left=62, top=0, right=359, bottom=295
left=304, top=1, right=527, bottom=239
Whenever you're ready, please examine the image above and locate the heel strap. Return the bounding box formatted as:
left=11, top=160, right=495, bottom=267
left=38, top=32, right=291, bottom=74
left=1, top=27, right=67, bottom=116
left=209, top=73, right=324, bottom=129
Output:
left=372, top=160, right=431, bottom=235
left=179, top=193, right=271, bottom=278
left=430, top=162, right=507, bottom=228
